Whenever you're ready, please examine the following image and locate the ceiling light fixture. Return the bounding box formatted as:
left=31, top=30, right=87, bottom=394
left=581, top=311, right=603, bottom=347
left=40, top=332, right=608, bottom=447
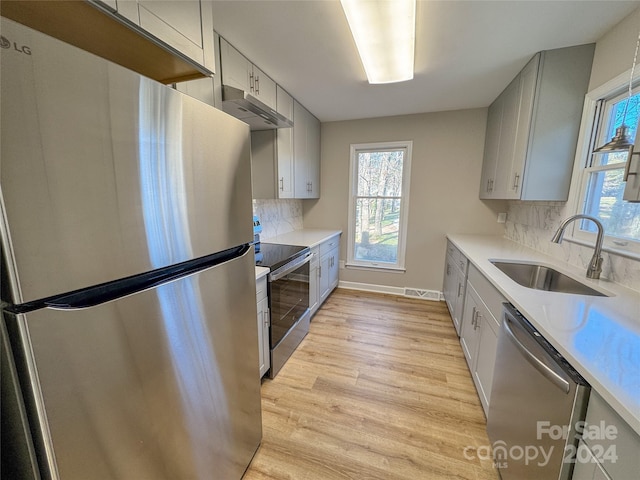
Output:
left=340, top=0, right=416, bottom=84
left=593, top=28, right=640, bottom=153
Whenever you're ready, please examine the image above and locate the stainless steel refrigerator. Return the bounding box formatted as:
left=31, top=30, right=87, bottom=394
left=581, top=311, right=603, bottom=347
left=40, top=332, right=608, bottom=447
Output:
left=0, top=18, right=262, bottom=480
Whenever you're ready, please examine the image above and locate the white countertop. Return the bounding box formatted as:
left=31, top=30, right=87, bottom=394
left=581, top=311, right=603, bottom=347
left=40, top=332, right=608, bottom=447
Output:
left=448, top=234, right=640, bottom=435
left=255, top=266, right=269, bottom=280
left=263, top=229, right=342, bottom=248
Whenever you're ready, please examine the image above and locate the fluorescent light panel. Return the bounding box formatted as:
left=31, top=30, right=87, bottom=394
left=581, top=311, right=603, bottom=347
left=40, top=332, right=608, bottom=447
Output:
left=341, top=0, right=416, bottom=84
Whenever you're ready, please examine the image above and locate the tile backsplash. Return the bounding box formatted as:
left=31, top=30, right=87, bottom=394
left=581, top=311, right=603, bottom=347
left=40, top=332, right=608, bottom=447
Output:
left=505, top=202, right=640, bottom=292
left=253, top=199, right=303, bottom=240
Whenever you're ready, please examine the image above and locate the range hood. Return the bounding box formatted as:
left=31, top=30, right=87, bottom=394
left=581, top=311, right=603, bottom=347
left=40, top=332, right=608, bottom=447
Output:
left=221, top=85, right=293, bottom=130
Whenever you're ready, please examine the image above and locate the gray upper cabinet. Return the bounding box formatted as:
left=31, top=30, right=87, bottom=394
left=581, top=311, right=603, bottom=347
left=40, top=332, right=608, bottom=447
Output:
left=251, top=94, right=321, bottom=200
left=107, top=0, right=215, bottom=76
left=480, top=44, right=595, bottom=201
left=219, top=38, right=277, bottom=110
left=293, top=100, right=321, bottom=199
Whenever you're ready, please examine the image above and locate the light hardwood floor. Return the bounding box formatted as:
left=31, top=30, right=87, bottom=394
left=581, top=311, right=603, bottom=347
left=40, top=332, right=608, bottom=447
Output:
left=244, top=288, right=499, bottom=480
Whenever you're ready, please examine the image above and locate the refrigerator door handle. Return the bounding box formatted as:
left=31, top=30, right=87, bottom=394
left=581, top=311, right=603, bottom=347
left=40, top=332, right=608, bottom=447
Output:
left=40, top=245, right=251, bottom=311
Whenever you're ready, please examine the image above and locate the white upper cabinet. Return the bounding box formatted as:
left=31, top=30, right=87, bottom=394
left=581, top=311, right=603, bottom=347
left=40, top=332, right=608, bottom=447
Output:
left=293, top=101, right=321, bottom=199
left=480, top=44, right=595, bottom=201
left=219, top=38, right=276, bottom=110
left=111, top=0, right=215, bottom=76
left=276, top=86, right=295, bottom=198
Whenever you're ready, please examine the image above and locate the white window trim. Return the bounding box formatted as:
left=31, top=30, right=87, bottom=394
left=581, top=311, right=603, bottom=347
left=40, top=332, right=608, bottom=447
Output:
left=564, top=67, right=640, bottom=257
left=346, top=141, right=412, bottom=271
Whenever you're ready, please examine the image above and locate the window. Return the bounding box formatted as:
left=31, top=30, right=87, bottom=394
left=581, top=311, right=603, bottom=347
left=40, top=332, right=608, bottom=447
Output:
left=578, top=86, right=640, bottom=250
left=347, top=141, right=412, bottom=270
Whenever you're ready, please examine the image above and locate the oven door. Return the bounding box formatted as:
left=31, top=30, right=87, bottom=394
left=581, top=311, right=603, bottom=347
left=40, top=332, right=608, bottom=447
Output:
left=268, top=253, right=311, bottom=348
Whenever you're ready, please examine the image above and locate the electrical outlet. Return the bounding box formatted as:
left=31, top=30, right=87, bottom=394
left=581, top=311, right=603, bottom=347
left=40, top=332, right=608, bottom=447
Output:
left=497, top=213, right=507, bottom=223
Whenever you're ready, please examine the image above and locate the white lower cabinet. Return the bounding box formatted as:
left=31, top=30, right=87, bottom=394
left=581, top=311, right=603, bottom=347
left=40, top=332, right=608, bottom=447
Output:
left=311, top=234, right=341, bottom=316
left=309, top=246, right=320, bottom=315
left=256, top=275, right=270, bottom=378
left=459, top=263, right=505, bottom=416
left=443, top=240, right=468, bottom=336
left=571, top=391, right=640, bottom=480
left=319, top=239, right=339, bottom=304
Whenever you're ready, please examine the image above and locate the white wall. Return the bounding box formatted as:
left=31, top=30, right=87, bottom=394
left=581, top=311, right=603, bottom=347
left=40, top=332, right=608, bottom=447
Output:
left=504, top=7, right=640, bottom=293
left=303, top=108, right=507, bottom=292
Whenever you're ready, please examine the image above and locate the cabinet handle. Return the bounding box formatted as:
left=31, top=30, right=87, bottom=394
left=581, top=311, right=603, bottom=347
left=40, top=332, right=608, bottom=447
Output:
left=249, top=72, right=254, bottom=93
left=513, top=173, right=520, bottom=190
left=459, top=260, right=465, bottom=270
left=471, top=307, right=477, bottom=327
left=255, top=75, right=260, bottom=95
left=446, top=264, right=451, bottom=275
left=279, top=177, right=284, bottom=191
left=487, top=179, right=491, bottom=193
left=457, top=282, right=462, bottom=297
left=264, top=307, right=270, bottom=327
left=319, top=265, right=322, bottom=278
left=474, top=311, right=481, bottom=330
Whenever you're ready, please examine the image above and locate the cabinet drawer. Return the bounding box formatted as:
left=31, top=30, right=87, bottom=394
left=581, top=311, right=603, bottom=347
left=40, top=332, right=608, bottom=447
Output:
left=583, top=391, right=640, bottom=479
left=446, top=241, right=468, bottom=274
left=319, top=236, right=340, bottom=257
left=468, top=264, right=505, bottom=329
left=256, top=275, right=268, bottom=302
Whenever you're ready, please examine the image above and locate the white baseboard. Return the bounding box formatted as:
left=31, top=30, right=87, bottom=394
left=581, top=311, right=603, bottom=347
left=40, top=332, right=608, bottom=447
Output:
left=338, top=281, right=443, bottom=301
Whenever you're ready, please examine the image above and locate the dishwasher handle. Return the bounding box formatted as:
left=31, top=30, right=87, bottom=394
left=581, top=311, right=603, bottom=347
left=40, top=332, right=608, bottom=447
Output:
left=502, top=314, right=570, bottom=394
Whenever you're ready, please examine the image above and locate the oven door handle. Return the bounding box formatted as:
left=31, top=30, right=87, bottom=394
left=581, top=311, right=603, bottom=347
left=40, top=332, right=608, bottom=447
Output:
left=269, top=252, right=312, bottom=282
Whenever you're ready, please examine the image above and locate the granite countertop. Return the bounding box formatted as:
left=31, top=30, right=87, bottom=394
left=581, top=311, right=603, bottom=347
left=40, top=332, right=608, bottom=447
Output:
left=447, top=234, right=640, bottom=435
left=263, top=229, right=342, bottom=248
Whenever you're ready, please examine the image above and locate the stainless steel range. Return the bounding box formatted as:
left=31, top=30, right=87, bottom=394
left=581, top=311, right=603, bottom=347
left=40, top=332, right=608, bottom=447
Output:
left=256, top=243, right=311, bottom=378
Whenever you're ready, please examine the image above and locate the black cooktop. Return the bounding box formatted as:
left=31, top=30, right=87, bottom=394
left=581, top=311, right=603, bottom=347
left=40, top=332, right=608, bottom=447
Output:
left=255, top=243, right=309, bottom=271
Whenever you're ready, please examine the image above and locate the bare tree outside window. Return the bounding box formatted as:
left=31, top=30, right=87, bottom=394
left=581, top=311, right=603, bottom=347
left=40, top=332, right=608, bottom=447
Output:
left=348, top=143, right=411, bottom=268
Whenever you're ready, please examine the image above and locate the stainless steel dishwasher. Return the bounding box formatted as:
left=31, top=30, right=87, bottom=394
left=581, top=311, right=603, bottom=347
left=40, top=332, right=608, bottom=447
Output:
left=487, top=303, right=590, bottom=480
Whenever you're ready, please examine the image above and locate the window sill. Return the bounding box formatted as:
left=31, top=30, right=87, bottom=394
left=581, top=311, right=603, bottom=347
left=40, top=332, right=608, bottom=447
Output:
left=345, top=262, right=406, bottom=273
left=563, top=236, right=640, bottom=262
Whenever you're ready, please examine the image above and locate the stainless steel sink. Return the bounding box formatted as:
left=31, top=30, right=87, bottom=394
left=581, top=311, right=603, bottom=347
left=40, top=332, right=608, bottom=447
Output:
left=490, top=261, right=607, bottom=296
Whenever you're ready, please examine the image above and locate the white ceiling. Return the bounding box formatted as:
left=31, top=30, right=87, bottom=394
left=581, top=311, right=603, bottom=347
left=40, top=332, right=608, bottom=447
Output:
left=211, top=1, right=640, bottom=122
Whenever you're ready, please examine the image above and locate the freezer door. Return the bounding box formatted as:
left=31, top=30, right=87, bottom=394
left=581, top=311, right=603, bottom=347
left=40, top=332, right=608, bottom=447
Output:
left=10, top=252, right=261, bottom=480
left=0, top=18, right=253, bottom=304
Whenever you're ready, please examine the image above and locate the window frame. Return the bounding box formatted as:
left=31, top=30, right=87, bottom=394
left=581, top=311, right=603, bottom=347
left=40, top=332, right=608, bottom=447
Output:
left=346, top=141, right=413, bottom=271
left=568, top=68, right=640, bottom=258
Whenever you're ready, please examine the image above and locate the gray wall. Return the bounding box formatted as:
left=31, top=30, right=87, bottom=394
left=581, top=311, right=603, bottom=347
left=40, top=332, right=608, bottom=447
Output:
left=303, top=108, right=506, bottom=292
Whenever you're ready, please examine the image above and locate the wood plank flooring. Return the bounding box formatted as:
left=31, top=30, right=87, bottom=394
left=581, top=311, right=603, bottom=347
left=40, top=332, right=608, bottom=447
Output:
left=243, top=288, right=499, bottom=480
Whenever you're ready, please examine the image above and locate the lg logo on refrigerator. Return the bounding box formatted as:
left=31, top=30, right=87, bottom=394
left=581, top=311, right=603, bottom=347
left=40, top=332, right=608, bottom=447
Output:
left=0, top=36, right=32, bottom=55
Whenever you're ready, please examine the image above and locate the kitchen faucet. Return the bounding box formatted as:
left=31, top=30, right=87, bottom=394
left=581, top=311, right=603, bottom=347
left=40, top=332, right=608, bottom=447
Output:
left=551, top=214, right=604, bottom=279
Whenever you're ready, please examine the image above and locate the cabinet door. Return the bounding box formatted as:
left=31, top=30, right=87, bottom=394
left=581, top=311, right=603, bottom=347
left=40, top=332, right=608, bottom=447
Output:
left=276, top=86, right=294, bottom=198
left=443, top=255, right=457, bottom=315
left=293, top=100, right=309, bottom=198
left=257, top=296, right=270, bottom=377
left=219, top=38, right=251, bottom=93
left=493, top=77, right=520, bottom=198
left=480, top=96, right=503, bottom=199
left=328, top=247, right=339, bottom=290
left=253, top=65, right=277, bottom=110
left=309, top=264, right=319, bottom=315
left=473, top=311, right=499, bottom=415
left=460, top=286, right=481, bottom=369
left=307, top=111, right=321, bottom=198
left=319, top=252, right=331, bottom=302
left=508, top=54, right=539, bottom=199
left=451, top=268, right=466, bottom=336
left=137, top=0, right=210, bottom=69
